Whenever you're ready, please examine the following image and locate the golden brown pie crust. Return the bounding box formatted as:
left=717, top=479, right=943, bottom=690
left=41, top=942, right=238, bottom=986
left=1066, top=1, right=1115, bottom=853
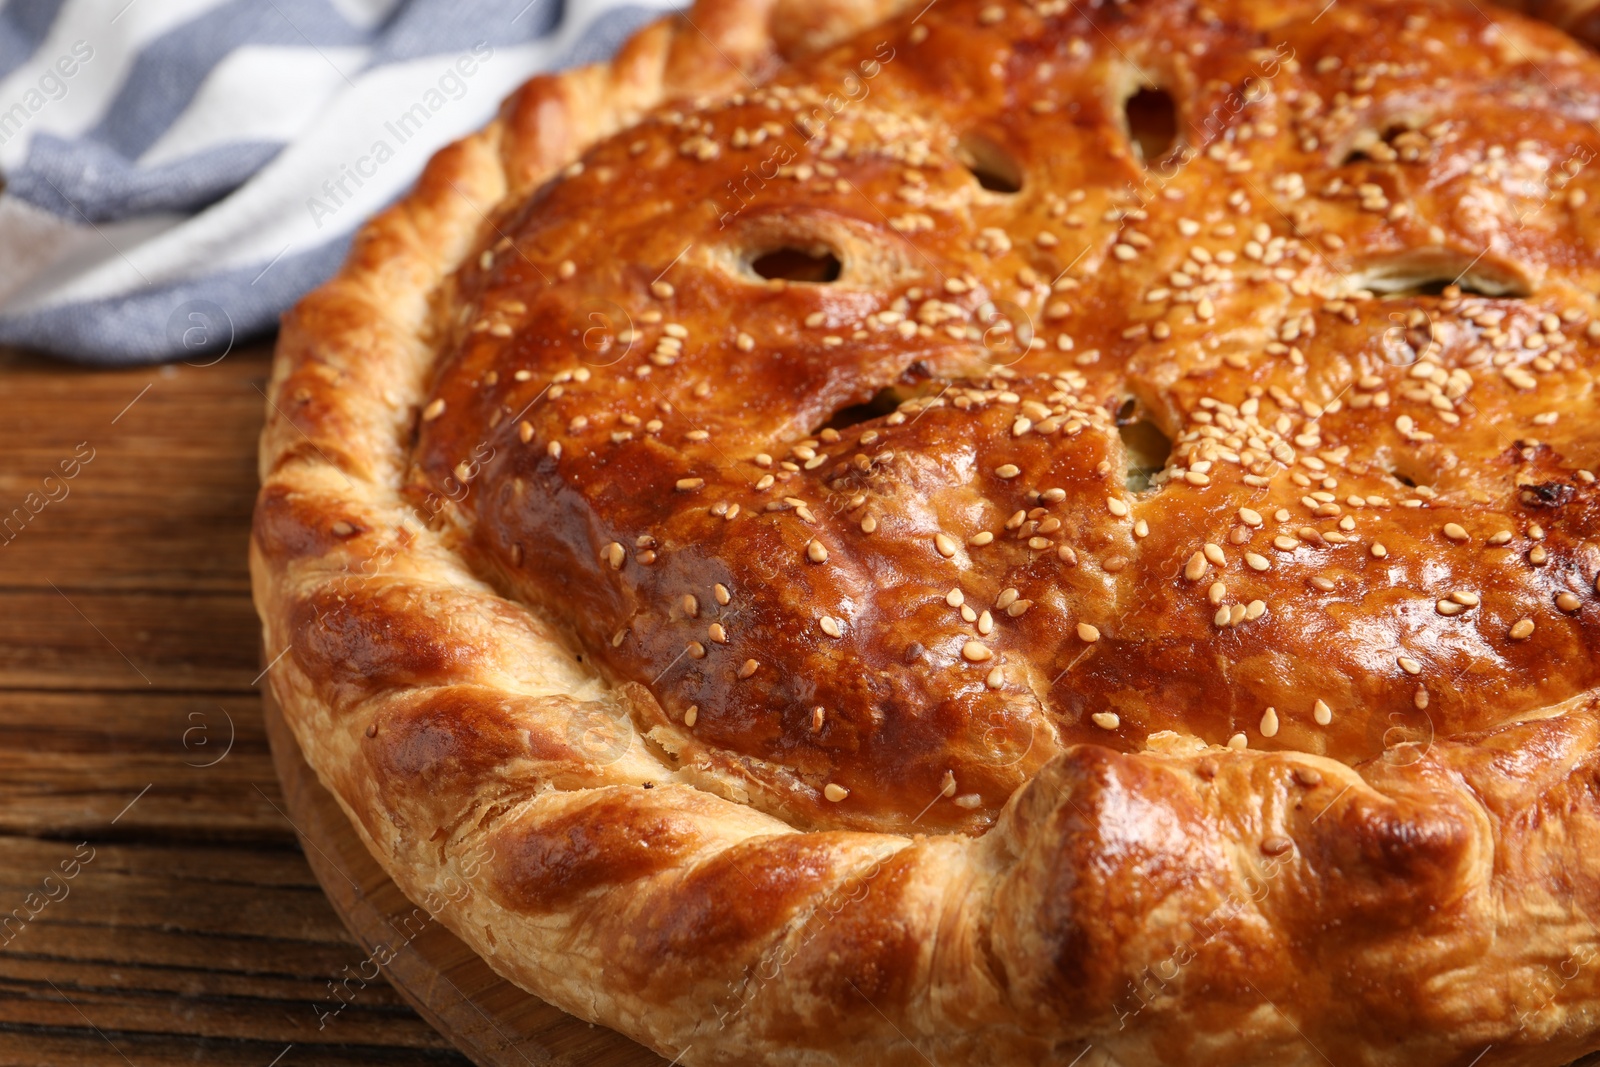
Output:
left=252, top=0, right=1600, bottom=1063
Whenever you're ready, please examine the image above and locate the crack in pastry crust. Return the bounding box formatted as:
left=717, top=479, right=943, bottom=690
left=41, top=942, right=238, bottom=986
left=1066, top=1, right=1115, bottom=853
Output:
left=253, top=0, right=1600, bottom=1063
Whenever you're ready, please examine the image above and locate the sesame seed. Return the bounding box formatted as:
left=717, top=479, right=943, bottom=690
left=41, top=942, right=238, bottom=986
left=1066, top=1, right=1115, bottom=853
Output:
left=969, top=531, right=995, bottom=546
left=1510, top=618, right=1535, bottom=640
left=1204, top=543, right=1226, bottom=566
left=421, top=398, right=446, bottom=421
left=1076, top=622, right=1100, bottom=643
left=1398, top=656, right=1422, bottom=675
left=682, top=594, right=699, bottom=618
left=1371, top=543, right=1387, bottom=558
left=714, top=583, right=731, bottom=606
left=1245, top=552, right=1270, bottom=572
left=807, top=540, right=829, bottom=563
left=1260, top=706, right=1279, bottom=737
left=1557, top=592, right=1581, bottom=612
left=602, top=542, right=624, bottom=569
left=683, top=705, right=698, bottom=727
left=1208, top=581, right=1226, bottom=605
left=946, top=588, right=965, bottom=607
left=1239, top=508, right=1263, bottom=527
left=709, top=623, right=728, bottom=643
left=1261, top=836, right=1293, bottom=857
left=811, top=707, right=826, bottom=731
left=986, top=665, right=1005, bottom=688
left=738, top=659, right=760, bottom=678
left=861, top=514, right=879, bottom=534
left=676, top=477, right=704, bottom=492
left=995, top=463, right=1022, bottom=479
left=687, top=641, right=706, bottom=659
left=820, top=616, right=842, bottom=637
left=1245, top=599, right=1266, bottom=620
left=650, top=280, right=674, bottom=299
left=1227, top=733, right=1248, bottom=751
left=962, top=640, right=993, bottom=662
left=977, top=610, right=994, bottom=635
left=935, top=533, right=958, bottom=558
left=1443, top=523, right=1469, bottom=542
left=1107, top=497, right=1129, bottom=517
left=1313, top=699, right=1332, bottom=725
left=824, top=783, right=849, bottom=802
left=1184, top=552, right=1208, bottom=581
left=1091, top=712, right=1120, bottom=730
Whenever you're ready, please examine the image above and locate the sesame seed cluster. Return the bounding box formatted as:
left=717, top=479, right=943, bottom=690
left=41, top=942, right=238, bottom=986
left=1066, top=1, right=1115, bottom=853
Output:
left=411, top=0, right=1600, bottom=834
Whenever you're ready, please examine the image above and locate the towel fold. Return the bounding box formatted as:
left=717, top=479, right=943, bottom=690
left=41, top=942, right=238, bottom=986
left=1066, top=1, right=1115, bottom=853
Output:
left=0, top=0, right=678, bottom=364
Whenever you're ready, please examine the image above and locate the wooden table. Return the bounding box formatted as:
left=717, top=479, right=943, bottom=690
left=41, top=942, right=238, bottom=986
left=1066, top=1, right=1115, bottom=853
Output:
left=0, top=343, right=471, bottom=1066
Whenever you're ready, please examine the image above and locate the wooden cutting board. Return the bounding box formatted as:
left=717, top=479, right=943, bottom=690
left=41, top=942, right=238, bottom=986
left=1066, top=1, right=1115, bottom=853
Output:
left=261, top=682, right=668, bottom=1067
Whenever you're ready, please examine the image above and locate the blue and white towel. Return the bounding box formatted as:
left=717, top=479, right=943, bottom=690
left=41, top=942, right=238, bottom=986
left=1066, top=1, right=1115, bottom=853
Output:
left=0, top=0, right=679, bottom=364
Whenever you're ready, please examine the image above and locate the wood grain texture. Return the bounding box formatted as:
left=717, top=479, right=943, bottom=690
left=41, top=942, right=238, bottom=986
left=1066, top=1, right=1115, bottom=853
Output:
left=0, top=344, right=472, bottom=1066
left=0, top=352, right=261, bottom=593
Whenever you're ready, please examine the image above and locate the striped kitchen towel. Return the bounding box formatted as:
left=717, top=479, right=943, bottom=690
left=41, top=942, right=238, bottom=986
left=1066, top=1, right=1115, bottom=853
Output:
left=0, top=0, right=679, bottom=365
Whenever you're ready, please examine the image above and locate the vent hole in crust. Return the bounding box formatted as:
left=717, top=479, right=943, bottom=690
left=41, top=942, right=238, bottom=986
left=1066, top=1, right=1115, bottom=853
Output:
left=1340, top=119, right=1431, bottom=166
left=957, top=133, right=1024, bottom=193
left=1347, top=253, right=1532, bottom=300
left=821, top=386, right=906, bottom=433
left=1117, top=405, right=1173, bottom=492
left=750, top=246, right=843, bottom=283
left=1124, top=86, right=1178, bottom=166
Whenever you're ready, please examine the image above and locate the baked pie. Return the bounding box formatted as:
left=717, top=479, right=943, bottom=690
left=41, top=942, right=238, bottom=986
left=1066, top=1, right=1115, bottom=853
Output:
left=252, top=0, right=1600, bottom=1062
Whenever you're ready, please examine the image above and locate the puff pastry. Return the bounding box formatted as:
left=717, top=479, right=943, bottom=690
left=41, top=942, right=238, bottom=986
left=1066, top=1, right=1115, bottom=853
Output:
left=252, top=0, right=1600, bottom=1063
